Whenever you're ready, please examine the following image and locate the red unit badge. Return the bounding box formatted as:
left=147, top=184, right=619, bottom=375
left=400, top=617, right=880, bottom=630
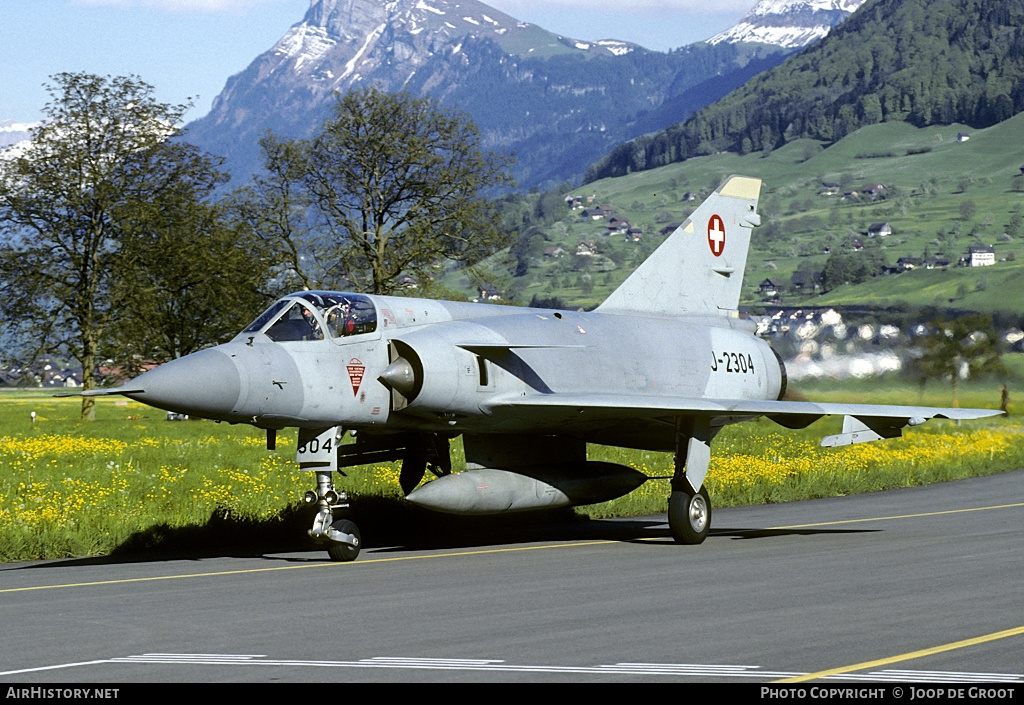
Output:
left=346, top=358, right=365, bottom=396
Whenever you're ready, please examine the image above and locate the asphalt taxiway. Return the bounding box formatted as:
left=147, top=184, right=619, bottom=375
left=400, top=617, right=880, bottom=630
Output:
left=2, top=470, right=1022, bottom=683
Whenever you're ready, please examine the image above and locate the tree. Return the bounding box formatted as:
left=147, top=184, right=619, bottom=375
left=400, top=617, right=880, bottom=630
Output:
left=820, top=252, right=881, bottom=291
left=242, top=87, right=515, bottom=295
left=105, top=198, right=276, bottom=379
left=228, top=134, right=319, bottom=292
left=913, top=314, right=1006, bottom=406
left=0, top=73, right=235, bottom=418
left=1007, top=207, right=1023, bottom=238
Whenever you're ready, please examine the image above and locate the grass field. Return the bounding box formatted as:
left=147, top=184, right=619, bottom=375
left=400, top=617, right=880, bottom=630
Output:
left=2, top=374, right=1021, bottom=562
left=812, top=259, right=1024, bottom=311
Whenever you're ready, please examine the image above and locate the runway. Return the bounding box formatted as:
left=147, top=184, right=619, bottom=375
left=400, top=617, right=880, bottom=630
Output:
left=2, top=470, right=1022, bottom=683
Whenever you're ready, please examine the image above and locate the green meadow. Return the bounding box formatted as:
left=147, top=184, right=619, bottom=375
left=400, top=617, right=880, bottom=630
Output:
left=459, top=114, right=1024, bottom=313
left=2, top=367, right=1021, bottom=562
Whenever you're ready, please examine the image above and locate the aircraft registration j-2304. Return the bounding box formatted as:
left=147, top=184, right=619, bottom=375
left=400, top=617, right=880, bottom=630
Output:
left=82, top=175, right=1001, bottom=560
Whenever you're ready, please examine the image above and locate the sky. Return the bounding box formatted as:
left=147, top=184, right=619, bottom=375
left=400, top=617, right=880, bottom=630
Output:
left=2, top=0, right=754, bottom=125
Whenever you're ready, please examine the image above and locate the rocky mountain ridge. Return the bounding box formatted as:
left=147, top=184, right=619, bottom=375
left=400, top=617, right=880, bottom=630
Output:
left=184, top=0, right=860, bottom=188
left=585, top=0, right=1024, bottom=183
left=707, top=0, right=866, bottom=48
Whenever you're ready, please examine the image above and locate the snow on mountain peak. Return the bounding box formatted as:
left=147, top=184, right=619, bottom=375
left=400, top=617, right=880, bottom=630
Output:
left=0, top=120, right=38, bottom=151
left=266, top=0, right=641, bottom=83
left=707, top=0, right=866, bottom=49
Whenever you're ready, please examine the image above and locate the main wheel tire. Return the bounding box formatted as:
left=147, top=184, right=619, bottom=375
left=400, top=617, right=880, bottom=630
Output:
left=668, top=485, right=711, bottom=545
left=326, top=519, right=361, bottom=562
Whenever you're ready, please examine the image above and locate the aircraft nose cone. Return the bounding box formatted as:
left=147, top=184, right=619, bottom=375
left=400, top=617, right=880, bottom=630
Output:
left=125, top=348, right=241, bottom=420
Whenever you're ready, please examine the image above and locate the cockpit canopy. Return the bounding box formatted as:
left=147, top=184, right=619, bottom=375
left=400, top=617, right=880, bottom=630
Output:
left=243, top=292, right=377, bottom=342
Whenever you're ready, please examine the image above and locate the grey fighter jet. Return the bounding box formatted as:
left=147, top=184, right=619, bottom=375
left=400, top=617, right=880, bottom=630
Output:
left=81, top=175, right=1001, bottom=560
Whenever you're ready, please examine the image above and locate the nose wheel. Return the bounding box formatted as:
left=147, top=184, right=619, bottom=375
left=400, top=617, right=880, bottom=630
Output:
left=298, top=427, right=362, bottom=561
left=305, top=469, right=361, bottom=562
left=324, top=518, right=361, bottom=562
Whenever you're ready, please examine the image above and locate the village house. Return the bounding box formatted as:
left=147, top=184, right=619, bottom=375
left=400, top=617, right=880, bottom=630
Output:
left=789, top=271, right=822, bottom=292
left=965, top=245, right=995, bottom=267
left=867, top=222, right=892, bottom=237
left=604, top=217, right=630, bottom=235
left=50, top=370, right=83, bottom=387
left=759, top=278, right=785, bottom=299
left=580, top=205, right=613, bottom=221
left=862, top=184, right=888, bottom=200
left=477, top=285, right=502, bottom=301
left=924, top=257, right=951, bottom=269
left=0, top=361, right=86, bottom=388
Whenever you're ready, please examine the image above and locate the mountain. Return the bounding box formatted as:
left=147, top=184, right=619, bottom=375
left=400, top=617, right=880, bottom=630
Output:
left=707, top=0, right=866, bottom=49
left=0, top=121, right=36, bottom=149
left=586, top=0, right=1024, bottom=182
left=185, top=0, right=807, bottom=189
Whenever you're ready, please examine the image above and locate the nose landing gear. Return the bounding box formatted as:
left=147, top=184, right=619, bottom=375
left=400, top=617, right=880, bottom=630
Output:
left=298, top=427, right=361, bottom=562
left=306, top=470, right=361, bottom=561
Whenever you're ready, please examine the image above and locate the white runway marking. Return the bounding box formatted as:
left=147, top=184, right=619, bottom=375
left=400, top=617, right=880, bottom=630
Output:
left=2, top=653, right=1022, bottom=682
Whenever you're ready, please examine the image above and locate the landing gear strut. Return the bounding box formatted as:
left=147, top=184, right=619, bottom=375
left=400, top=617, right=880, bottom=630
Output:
left=296, top=428, right=451, bottom=561
left=668, top=416, right=714, bottom=545
left=298, top=427, right=361, bottom=562
left=306, top=469, right=361, bottom=562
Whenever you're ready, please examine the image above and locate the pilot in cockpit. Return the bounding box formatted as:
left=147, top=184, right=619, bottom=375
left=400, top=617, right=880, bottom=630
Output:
left=244, top=292, right=376, bottom=342
left=326, top=303, right=355, bottom=337
left=266, top=302, right=321, bottom=341
left=300, top=305, right=321, bottom=339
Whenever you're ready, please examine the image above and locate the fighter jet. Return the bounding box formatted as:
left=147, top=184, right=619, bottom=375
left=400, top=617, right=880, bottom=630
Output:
left=79, top=175, right=1000, bottom=560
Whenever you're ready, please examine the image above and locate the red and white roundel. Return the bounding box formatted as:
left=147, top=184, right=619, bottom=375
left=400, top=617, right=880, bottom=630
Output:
left=708, top=214, right=725, bottom=257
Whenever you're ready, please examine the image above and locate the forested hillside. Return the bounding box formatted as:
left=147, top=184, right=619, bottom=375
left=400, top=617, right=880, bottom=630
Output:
left=585, top=0, right=1024, bottom=182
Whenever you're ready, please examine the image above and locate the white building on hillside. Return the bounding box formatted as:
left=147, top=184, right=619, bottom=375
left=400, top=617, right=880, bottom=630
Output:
left=967, top=245, right=995, bottom=267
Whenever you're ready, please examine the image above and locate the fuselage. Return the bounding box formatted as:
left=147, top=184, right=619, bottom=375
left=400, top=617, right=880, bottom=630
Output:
left=124, top=290, right=785, bottom=452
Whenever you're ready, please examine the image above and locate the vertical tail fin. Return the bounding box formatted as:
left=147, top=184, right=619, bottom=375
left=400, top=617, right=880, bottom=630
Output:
left=596, top=175, right=761, bottom=317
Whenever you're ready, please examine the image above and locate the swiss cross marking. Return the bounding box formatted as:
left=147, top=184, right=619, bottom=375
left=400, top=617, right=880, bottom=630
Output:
left=708, top=215, right=725, bottom=256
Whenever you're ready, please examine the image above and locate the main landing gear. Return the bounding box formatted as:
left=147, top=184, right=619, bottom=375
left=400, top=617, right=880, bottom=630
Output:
left=667, top=416, right=714, bottom=545
left=668, top=483, right=711, bottom=545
